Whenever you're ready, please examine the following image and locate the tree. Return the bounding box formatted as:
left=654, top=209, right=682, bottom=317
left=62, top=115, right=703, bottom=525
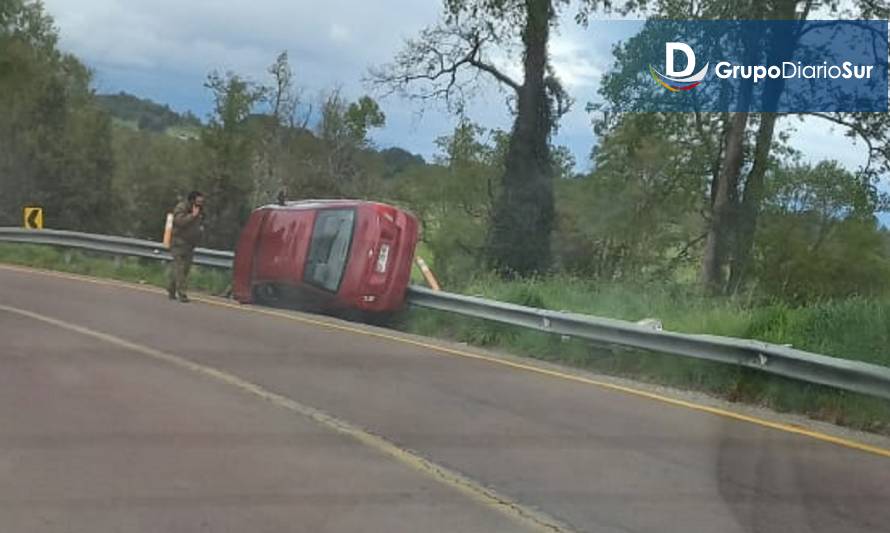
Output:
left=313, top=90, right=386, bottom=197
left=393, top=120, right=505, bottom=284
left=380, top=147, right=425, bottom=178
left=109, top=127, right=201, bottom=239
left=702, top=0, right=890, bottom=293
left=598, top=0, right=890, bottom=293
left=371, top=0, right=620, bottom=276
left=0, top=0, right=114, bottom=232
left=755, top=161, right=890, bottom=300
left=252, top=51, right=302, bottom=207
left=555, top=113, right=706, bottom=279
left=267, top=51, right=301, bottom=128
left=200, top=71, right=266, bottom=248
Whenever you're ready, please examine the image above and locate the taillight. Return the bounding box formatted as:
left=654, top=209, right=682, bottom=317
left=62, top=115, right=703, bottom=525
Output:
left=375, top=243, right=391, bottom=273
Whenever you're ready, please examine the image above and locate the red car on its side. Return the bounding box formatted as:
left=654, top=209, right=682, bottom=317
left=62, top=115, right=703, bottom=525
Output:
left=232, top=200, right=419, bottom=315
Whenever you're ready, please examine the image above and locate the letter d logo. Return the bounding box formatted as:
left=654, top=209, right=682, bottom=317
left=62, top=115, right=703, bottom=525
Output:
left=650, top=42, right=709, bottom=92
left=666, top=42, right=696, bottom=77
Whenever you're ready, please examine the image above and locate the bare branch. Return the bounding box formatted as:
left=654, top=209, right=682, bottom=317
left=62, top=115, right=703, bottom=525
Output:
left=805, top=112, right=882, bottom=176
left=367, top=22, right=520, bottom=113
left=468, top=58, right=520, bottom=91
left=466, top=31, right=521, bottom=91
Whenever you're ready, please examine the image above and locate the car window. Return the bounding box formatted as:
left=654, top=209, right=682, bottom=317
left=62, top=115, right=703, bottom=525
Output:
left=303, top=209, right=355, bottom=292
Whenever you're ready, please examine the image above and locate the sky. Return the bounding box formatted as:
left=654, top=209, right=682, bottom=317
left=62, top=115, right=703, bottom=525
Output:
left=43, top=0, right=874, bottom=176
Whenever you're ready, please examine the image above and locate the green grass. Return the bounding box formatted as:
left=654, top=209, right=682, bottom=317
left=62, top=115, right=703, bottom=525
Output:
left=111, top=117, right=139, bottom=131
left=446, top=275, right=890, bottom=366
left=166, top=125, right=201, bottom=140
left=400, top=275, right=890, bottom=435
left=0, top=244, right=231, bottom=296
left=410, top=240, right=436, bottom=284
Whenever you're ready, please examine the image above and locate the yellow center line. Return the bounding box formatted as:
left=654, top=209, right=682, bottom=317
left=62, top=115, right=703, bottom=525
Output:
left=0, top=301, right=570, bottom=533
left=2, top=263, right=890, bottom=460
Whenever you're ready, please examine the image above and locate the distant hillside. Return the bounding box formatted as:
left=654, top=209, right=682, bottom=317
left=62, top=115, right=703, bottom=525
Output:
left=380, top=147, right=426, bottom=178
left=98, top=92, right=428, bottom=177
left=96, top=92, right=202, bottom=136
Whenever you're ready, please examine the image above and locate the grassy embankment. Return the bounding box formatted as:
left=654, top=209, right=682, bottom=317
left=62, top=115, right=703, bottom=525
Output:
left=404, top=273, right=890, bottom=434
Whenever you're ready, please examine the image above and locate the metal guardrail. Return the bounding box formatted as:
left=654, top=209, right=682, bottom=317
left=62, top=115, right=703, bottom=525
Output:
left=0, top=228, right=233, bottom=269
left=406, top=287, right=890, bottom=400
left=2, top=227, right=889, bottom=401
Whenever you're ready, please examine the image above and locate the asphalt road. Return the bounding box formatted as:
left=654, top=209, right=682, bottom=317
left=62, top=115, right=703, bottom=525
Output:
left=1, top=265, right=888, bottom=533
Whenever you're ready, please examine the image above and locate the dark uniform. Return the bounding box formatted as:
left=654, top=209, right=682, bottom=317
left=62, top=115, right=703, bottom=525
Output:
left=167, top=200, right=204, bottom=301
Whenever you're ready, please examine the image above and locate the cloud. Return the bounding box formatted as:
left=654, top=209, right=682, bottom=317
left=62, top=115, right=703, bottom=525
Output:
left=784, top=120, right=867, bottom=170
left=329, top=23, right=352, bottom=44
left=37, top=1, right=615, bottom=163
left=40, top=1, right=874, bottom=175
left=551, top=32, right=603, bottom=89
left=44, top=0, right=439, bottom=82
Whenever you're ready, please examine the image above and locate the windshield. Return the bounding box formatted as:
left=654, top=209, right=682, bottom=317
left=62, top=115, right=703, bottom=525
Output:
left=303, top=208, right=355, bottom=292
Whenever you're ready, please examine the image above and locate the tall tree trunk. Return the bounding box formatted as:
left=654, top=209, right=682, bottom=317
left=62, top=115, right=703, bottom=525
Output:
left=701, top=110, right=748, bottom=292
left=700, top=1, right=775, bottom=293
left=728, top=112, right=777, bottom=292
left=486, top=0, right=554, bottom=277
left=728, top=0, right=798, bottom=292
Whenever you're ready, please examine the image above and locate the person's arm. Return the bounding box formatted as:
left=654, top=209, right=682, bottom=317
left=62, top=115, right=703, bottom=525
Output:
left=172, top=204, right=199, bottom=229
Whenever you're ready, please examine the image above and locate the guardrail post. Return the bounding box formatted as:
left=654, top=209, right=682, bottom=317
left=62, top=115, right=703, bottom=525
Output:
left=415, top=257, right=441, bottom=291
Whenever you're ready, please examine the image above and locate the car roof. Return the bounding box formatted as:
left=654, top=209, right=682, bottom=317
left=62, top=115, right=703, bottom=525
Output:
left=258, top=199, right=402, bottom=212
left=260, top=199, right=366, bottom=211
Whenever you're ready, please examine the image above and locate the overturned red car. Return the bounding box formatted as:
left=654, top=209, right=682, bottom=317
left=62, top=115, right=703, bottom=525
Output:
left=232, top=200, right=419, bottom=314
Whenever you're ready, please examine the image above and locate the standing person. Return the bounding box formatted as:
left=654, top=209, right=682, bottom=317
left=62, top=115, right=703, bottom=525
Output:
left=167, top=191, right=205, bottom=303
